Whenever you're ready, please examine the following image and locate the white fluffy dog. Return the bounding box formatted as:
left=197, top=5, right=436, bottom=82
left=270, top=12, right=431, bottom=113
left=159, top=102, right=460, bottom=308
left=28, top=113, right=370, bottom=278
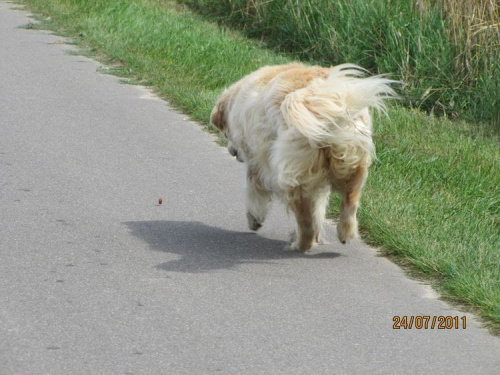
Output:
left=211, top=63, right=395, bottom=251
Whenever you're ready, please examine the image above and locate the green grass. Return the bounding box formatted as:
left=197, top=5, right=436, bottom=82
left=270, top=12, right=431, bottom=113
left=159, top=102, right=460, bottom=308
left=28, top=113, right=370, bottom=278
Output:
left=356, top=109, right=500, bottom=324
left=178, top=0, right=500, bottom=129
left=17, top=0, right=500, bottom=331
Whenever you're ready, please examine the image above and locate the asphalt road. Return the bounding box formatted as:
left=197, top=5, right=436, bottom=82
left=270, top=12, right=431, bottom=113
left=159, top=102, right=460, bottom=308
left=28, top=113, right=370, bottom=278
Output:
left=1, top=2, right=499, bottom=374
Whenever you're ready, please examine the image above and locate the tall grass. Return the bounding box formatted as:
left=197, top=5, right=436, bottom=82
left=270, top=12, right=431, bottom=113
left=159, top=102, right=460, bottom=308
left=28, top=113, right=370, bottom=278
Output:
left=178, top=0, right=500, bottom=128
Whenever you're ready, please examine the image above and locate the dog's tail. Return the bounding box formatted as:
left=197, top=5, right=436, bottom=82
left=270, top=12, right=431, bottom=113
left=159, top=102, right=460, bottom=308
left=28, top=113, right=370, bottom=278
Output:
left=280, top=64, right=397, bottom=177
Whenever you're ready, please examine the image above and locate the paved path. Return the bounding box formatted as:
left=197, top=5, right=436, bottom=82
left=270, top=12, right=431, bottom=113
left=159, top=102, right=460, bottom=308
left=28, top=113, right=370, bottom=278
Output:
left=1, top=2, right=499, bottom=374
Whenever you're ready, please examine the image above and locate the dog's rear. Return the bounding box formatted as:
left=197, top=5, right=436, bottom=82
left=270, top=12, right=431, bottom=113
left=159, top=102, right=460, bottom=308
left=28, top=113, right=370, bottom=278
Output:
left=211, top=63, right=396, bottom=250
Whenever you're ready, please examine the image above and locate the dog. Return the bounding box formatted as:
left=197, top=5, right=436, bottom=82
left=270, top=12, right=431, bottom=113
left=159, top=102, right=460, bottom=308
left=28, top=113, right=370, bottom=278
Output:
left=211, top=63, right=395, bottom=251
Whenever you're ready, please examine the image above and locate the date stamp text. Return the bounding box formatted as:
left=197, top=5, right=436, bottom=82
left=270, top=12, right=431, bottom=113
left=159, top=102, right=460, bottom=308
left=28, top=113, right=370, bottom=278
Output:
left=393, top=315, right=467, bottom=330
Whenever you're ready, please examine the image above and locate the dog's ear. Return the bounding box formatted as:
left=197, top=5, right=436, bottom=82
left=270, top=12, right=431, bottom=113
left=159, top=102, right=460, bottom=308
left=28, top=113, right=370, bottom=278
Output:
left=210, top=92, right=229, bottom=131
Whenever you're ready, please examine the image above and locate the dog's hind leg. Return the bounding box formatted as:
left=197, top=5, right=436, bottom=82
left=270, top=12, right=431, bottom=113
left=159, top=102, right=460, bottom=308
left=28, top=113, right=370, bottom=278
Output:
left=337, top=165, right=368, bottom=244
left=288, top=187, right=327, bottom=251
left=246, top=166, right=271, bottom=231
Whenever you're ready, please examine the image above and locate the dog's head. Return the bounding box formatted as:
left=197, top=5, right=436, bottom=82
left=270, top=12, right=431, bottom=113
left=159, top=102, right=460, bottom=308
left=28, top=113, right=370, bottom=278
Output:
left=211, top=91, right=245, bottom=163
left=210, top=90, right=229, bottom=133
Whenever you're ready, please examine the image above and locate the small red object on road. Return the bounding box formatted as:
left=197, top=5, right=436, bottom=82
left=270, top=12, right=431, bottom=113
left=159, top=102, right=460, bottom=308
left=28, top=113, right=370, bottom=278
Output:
left=158, top=198, right=163, bottom=205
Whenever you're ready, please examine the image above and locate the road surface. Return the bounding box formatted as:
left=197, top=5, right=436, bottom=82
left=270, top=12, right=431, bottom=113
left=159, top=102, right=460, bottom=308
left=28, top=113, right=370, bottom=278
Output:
left=1, top=2, right=499, bottom=374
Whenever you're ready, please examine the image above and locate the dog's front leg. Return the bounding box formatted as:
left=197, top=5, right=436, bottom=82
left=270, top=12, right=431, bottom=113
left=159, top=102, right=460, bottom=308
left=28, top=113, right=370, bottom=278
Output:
left=245, top=166, right=271, bottom=231
left=312, top=187, right=330, bottom=245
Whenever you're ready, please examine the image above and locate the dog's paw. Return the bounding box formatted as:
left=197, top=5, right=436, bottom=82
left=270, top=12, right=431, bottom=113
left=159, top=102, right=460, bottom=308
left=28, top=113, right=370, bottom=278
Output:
left=337, top=221, right=358, bottom=244
left=247, top=212, right=263, bottom=231
left=286, top=240, right=303, bottom=252
left=287, top=241, right=299, bottom=251
left=287, top=232, right=314, bottom=252
left=286, top=233, right=300, bottom=251
left=287, top=240, right=314, bottom=252
left=316, top=235, right=329, bottom=245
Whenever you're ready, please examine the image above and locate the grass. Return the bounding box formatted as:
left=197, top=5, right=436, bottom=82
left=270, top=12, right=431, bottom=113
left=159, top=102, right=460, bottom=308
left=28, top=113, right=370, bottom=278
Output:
left=354, top=109, right=500, bottom=324
left=178, top=0, right=500, bottom=129
left=16, top=0, right=500, bottom=331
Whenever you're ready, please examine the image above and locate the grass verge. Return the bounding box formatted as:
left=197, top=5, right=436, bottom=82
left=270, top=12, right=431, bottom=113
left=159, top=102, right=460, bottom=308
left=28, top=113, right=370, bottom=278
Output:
left=178, top=0, right=500, bottom=128
left=16, top=0, right=500, bottom=331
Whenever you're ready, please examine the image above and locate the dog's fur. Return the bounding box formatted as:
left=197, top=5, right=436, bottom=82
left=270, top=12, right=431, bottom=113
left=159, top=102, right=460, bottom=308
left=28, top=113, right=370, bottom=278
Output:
left=211, top=63, right=395, bottom=251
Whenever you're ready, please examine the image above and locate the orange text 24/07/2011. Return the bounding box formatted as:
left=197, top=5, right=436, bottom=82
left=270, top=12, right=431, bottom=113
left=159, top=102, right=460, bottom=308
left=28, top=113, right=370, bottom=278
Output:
left=393, top=316, right=467, bottom=329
